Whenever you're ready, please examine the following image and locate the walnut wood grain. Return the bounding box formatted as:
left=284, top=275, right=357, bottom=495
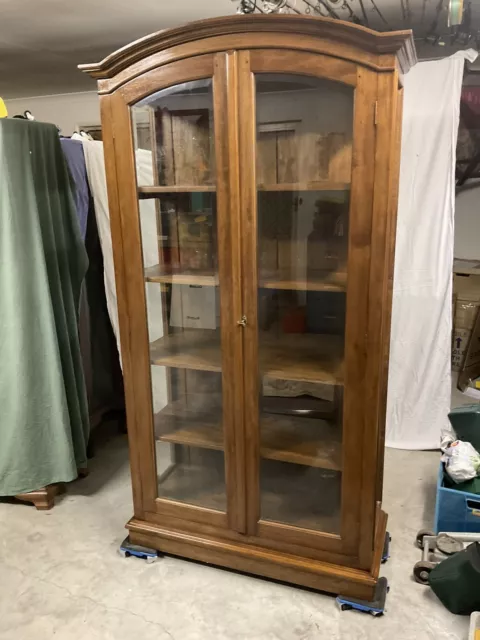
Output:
left=238, top=49, right=261, bottom=537
left=79, top=14, right=416, bottom=82
left=138, top=185, right=216, bottom=195
left=145, top=265, right=346, bottom=290
left=371, top=506, right=388, bottom=580
left=128, top=518, right=377, bottom=600
left=258, top=181, right=349, bottom=192
left=213, top=51, right=247, bottom=534
left=150, top=329, right=344, bottom=384
left=100, top=95, right=147, bottom=519
left=155, top=399, right=342, bottom=470
left=145, top=265, right=219, bottom=286
left=138, top=182, right=347, bottom=195
left=259, top=268, right=347, bottom=292
left=85, top=14, right=413, bottom=598
left=143, top=508, right=358, bottom=568
left=358, top=69, right=401, bottom=569
left=15, top=484, right=65, bottom=510
left=376, top=87, right=404, bottom=505
left=337, top=66, right=378, bottom=561
left=250, top=48, right=357, bottom=88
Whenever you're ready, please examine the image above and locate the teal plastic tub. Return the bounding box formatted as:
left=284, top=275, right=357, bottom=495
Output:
left=449, top=404, right=480, bottom=452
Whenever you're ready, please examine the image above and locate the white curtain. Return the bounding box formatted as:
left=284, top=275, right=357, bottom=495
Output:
left=386, top=50, right=478, bottom=450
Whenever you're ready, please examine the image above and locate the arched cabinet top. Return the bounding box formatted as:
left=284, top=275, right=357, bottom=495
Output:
left=79, top=14, right=416, bottom=91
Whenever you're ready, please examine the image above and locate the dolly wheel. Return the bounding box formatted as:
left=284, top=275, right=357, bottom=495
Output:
left=415, top=529, right=435, bottom=549
left=413, top=560, right=436, bottom=585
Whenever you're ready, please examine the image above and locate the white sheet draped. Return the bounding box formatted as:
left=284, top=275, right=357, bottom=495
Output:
left=386, top=50, right=478, bottom=449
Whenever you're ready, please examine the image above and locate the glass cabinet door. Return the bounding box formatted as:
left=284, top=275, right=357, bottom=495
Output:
left=130, top=79, right=226, bottom=513
left=253, top=74, right=354, bottom=535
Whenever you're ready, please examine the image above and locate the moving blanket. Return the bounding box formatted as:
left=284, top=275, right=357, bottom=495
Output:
left=0, top=119, right=89, bottom=494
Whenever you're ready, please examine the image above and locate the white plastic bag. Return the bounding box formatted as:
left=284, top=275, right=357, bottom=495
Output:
left=441, top=438, right=480, bottom=484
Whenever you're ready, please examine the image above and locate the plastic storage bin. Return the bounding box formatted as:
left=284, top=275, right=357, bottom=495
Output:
left=434, top=464, right=480, bottom=533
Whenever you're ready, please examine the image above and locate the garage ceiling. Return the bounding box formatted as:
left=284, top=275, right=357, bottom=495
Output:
left=1, top=0, right=479, bottom=98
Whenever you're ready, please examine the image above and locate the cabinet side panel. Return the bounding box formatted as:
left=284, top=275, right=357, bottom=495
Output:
left=100, top=95, right=146, bottom=518
left=376, top=86, right=404, bottom=504
left=340, top=67, right=377, bottom=556
left=359, top=70, right=400, bottom=569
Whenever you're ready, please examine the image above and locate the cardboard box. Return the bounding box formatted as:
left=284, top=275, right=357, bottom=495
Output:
left=452, top=265, right=480, bottom=372
left=453, top=299, right=480, bottom=371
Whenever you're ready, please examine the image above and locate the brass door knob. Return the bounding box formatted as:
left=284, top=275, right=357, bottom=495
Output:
left=237, top=315, right=247, bottom=327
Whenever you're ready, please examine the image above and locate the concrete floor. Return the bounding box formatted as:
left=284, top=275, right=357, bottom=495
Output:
left=0, top=427, right=471, bottom=640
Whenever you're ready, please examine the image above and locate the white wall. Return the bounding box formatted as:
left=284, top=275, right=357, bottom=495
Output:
left=455, top=180, right=480, bottom=259
left=5, top=91, right=100, bottom=135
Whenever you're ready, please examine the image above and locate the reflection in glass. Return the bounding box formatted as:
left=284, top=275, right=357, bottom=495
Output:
left=132, top=79, right=215, bottom=188
left=132, top=79, right=226, bottom=511
left=255, top=74, right=353, bottom=533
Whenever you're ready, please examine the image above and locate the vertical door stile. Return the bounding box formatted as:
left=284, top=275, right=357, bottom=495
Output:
left=109, top=92, right=159, bottom=513
left=237, top=51, right=261, bottom=536
left=213, top=51, right=247, bottom=534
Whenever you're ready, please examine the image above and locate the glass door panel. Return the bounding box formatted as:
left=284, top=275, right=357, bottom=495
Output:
left=255, top=74, right=353, bottom=534
left=131, top=79, right=226, bottom=512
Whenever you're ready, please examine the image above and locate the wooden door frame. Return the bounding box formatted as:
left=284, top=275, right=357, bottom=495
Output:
left=238, top=48, right=381, bottom=564
left=99, top=53, right=246, bottom=532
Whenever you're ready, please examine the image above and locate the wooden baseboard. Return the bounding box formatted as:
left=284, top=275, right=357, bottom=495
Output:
left=127, top=517, right=382, bottom=600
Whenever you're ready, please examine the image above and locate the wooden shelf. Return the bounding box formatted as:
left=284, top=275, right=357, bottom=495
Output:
left=155, top=398, right=341, bottom=470
left=138, top=182, right=347, bottom=196
left=145, top=265, right=219, bottom=286
left=138, top=185, right=215, bottom=197
left=150, top=330, right=343, bottom=384
left=145, top=266, right=346, bottom=291
left=259, top=269, right=347, bottom=292
left=150, top=330, right=221, bottom=372
left=261, top=413, right=341, bottom=470
left=261, top=333, right=344, bottom=384
left=258, top=181, right=349, bottom=192
left=155, top=396, right=223, bottom=452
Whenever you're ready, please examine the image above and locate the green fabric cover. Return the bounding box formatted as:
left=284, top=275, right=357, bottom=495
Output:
left=429, top=543, right=480, bottom=615
left=0, top=119, right=89, bottom=495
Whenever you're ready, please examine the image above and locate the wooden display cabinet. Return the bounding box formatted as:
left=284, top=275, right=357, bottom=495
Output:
left=80, top=14, right=416, bottom=599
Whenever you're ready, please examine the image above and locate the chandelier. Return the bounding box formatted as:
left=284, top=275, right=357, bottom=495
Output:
left=233, top=0, right=477, bottom=46
left=233, top=0, right=370, bottom=24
